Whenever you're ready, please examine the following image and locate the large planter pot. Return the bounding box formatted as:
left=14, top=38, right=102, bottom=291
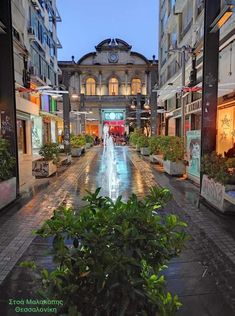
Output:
left=59, top=154, right=72, bottom=165
left=140, top=147, right=150, bottom=156
left=201, top=175, right=235, bottom=213
left=163, top=160, right=185, bottom=176
left=71, top=147, right=82, bottom=157
left=85, top=143, right=91, bottom=149
left=32, top=159, right=57, bottom=178
left=0, top=177, right=17, bottom=209
left=135, top=145, right=141, bottom=152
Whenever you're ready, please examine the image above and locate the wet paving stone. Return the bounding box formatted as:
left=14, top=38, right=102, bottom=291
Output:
left=0, top=147, right=235, bottom=315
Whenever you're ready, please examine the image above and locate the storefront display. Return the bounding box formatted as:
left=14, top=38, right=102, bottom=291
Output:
left=186, top=130, right=201, bottom=180
left=32, top=116, right=43, bottom=151
left=217, top=104, right=235, bottom=155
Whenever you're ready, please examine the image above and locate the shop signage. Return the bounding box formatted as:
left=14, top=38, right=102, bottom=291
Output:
left=201, top=175, right=225, bottom=211
left=185, top=99, right=202, bottom=115
left=171, top=108, right=182, bottom=118
left=103, top=112, right=124, bottom=121
left=186, top=130, right=201, bottom=178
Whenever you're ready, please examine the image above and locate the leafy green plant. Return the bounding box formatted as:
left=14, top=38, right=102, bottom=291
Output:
left=160, top=137, right=184, bottom=162
left=149, top=136, right=164, bottom=155
left=39, top=143, right=60, bottom=164
left=70, top=135, right=86, bottom=148
left=21, top=187, right=187, bottom=316
left=0, top=138, right=16, bottom=181
left=202, top=152, right=235, bottom=185
left=129, top=129, right=142, bottom=146
left=137, top=135, right=149, bottom=148
left=85, top=134, right=94, bottom=144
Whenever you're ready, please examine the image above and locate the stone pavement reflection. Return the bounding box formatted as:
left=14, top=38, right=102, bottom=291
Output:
left=0, top=146, right=235, bottom=315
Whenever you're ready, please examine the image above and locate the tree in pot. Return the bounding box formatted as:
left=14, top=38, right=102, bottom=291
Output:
left=32, top=143, right=60, bottom=177
left=161, top=137, right=185, bottom=176
left=149, top=136, right=164, bottom=155
left=137, top=135, right=150, bottom=156
left=0, top=139, right=17, bottom=209
left=201, top=152, right=235, bottom=212
left=71, top=135, right=86, bottom=156
left=85, top=134, right=94, bottom=149
left=21, top=187, right=187, bottom=316
left=129, top=129, right=142, bottom=149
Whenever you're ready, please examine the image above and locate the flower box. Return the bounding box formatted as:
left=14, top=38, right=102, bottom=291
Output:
left=32, top=159, right=57, bottom=178
left=140, top=147, right=150, bottom=156
left=0, top=177, right=17, bottom=209
left=201, top=175, right=235, bottom=213
left=163, top=160, right=185, bottom=176
left=71, top=147, right=82, bottom=157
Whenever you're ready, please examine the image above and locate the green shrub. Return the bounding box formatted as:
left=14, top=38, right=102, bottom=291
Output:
left=137, top=135, right=149, bottom=148
left=129, top=129, right=142, bottom=146
left=85, top=134, right=94, bottom=144
left=39, top=143, right=60, bottom=163
left=21, top=187, right=187, bottom=316
left=149, top=136, right=164, bottom=155
left=70, top=135, right=86, bottom=148
left=0, top=138, right=16, bottom=181
left=202, top=152, right=235, bottom=185
left=161, top=137, right=184, bottom=162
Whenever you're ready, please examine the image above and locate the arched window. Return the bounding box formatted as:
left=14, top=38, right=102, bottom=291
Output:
left=131, top=78, right=141, bottom=95
left=109, top=77, right=119, bottom=95
left=86, top=78, right=96, bottom=95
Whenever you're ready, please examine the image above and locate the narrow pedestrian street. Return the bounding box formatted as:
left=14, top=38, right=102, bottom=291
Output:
left=0, top=146, right=235, bottom=316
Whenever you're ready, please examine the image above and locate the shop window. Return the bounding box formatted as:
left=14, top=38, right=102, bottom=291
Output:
left=131, top=79, right=141, bottom=95
left=86, top=78, right=96, bottom=95
left=109, top=77, right=119, bottom=95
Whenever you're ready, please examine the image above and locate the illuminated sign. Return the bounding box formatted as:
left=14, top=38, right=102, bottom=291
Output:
left=103, top=112, right=124, bottom=121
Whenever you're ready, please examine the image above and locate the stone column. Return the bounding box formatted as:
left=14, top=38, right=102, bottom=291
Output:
left=200, top=0, right=220, bottom=186
left=136, top=93, right=141, bottom=129
left=125, top=70, right=128, bottom=96
left=0, top=0, right=19, bottom=195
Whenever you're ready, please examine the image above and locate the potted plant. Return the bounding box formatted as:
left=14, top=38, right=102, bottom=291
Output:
left=201, top=152, right=235, bottom=213
left=0, top=139, right=16, bottom=209
left=71, top=135, right=86, bottom=157
left=32, top=143, right=60, bottom=177
left=161, top=136, right=185, bottom=176
left=129, top=129, right=142, bottom=150
left=85, top=134, right=94, bottom=149
left=137, top=135, right=150, bottom=156
left=21, top=187, right=187, bottom=315
left=149, top=135, right=164, bottom=163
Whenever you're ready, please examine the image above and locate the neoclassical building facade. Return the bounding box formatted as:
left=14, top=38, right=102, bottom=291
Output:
left=59, top=38, right=158, bottom=137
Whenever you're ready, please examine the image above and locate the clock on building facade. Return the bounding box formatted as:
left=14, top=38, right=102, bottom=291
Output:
left=108, top=52, right=119, bottom=63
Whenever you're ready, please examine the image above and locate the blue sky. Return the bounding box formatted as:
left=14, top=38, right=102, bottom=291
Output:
left=56, top=0, right=159, bottom=61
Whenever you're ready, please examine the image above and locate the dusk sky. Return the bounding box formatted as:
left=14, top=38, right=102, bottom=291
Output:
left=56, top=0, right=159, bottom=62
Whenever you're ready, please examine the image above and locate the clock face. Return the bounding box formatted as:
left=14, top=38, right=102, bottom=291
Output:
left=109, top=52, right=119, bottom=63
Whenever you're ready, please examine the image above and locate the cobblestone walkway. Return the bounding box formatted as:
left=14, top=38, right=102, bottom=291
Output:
left=0, top=148, right=98, bottom=285
left=128, top=149, right=235, bottom=315
left=0, top=147, right=235, bottom=316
